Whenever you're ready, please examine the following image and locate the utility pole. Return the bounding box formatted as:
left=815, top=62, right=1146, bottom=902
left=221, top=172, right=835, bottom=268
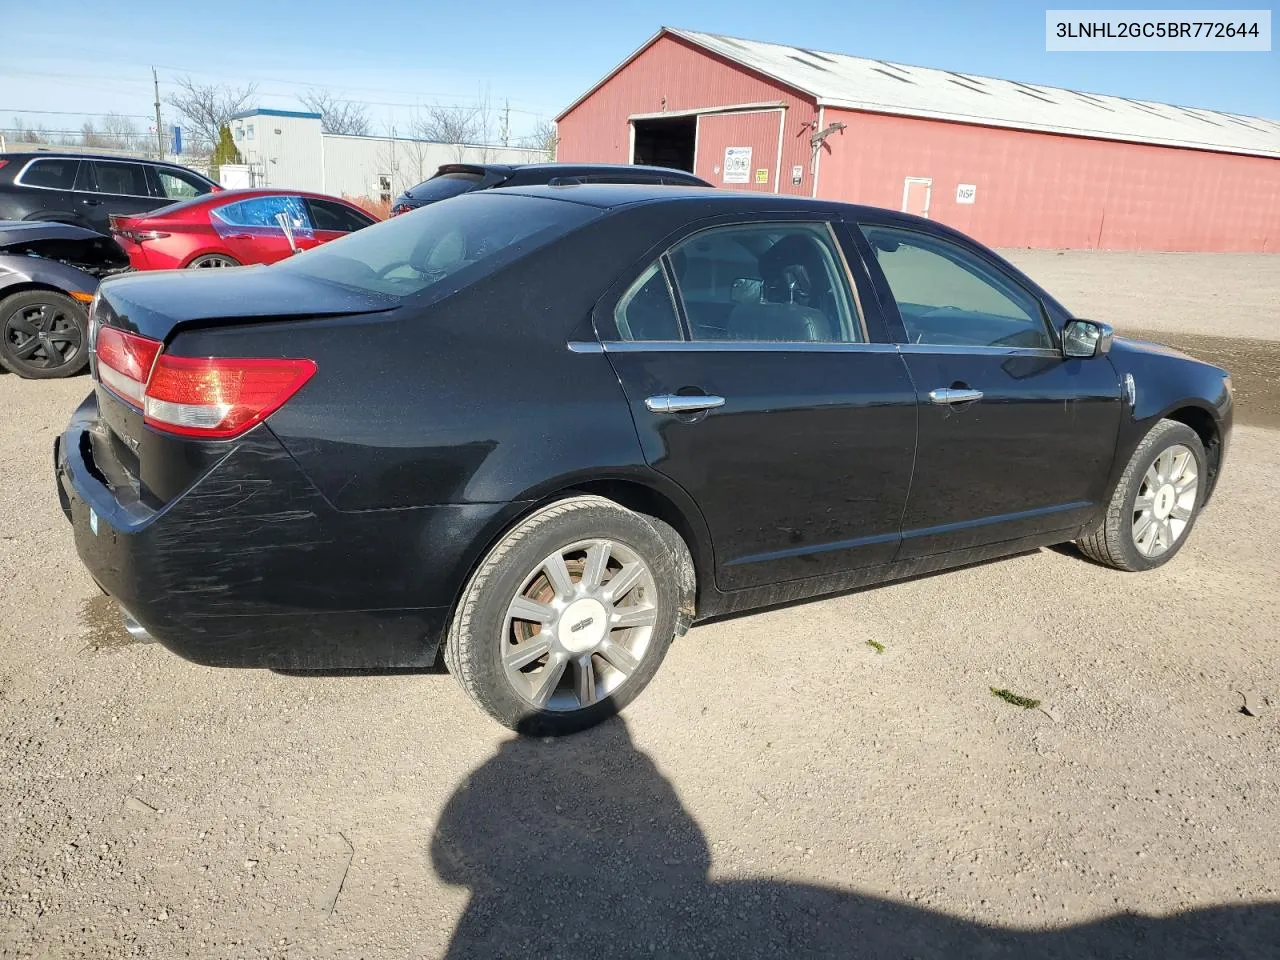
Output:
left=501, top=100, right=510, bottom=147
left=152, top=67, right=164, bottom=160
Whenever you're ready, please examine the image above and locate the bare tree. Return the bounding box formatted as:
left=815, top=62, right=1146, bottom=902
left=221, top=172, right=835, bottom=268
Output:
left=412, top=86, right=495, bottom=162
left=521, top=119, right=558, bottom=161
left=298, top=89, right=371, bottom=137
left=101, top=113, right=140, bottom=151
left=165, top=76, right=258, bottom=154
left=9, top=117, right=48, bottom=144
left=79, top=120, right=108, bottom=148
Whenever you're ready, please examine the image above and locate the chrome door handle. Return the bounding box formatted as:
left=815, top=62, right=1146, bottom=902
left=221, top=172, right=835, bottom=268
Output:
left=928, top=387, right=984, bottom=405
left=645, top=394, right=725, bottom=414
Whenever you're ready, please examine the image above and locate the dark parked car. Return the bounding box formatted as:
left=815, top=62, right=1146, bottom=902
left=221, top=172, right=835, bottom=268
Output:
left=54, top=185, right=1232, bottom=733
left=0, top=220, right=130, bottom=378
left=389, top=162, right=710, bottom=216
left=0, top=152, right=219, bottom=235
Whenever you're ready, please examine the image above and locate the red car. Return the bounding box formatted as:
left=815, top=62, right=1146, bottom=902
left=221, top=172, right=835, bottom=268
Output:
left=111, top=189, right=379, bottom=270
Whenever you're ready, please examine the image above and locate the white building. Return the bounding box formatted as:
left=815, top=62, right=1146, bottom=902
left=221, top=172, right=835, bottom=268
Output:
left=226, top=109, right=546, bottom=201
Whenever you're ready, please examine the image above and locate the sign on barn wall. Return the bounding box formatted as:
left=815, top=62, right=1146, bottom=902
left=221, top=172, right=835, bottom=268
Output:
left=723, top=146, right=751, bottom=184
left=956, top=183, right=977, bottom=204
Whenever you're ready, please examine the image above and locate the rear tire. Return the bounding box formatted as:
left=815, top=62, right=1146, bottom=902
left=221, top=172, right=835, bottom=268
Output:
left=186, top=254, right=240, bottom=269
left=0, top=290, right=90, bottom=379
left=1076, top=419, right=1206, bottom=571
left=445, top=496, right=695, bottom=735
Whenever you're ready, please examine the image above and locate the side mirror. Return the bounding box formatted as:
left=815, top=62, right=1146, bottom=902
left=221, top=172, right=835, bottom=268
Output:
left=1062, top=319, right=1114, bottom=358
left=275, top=211, right=299, bottom=255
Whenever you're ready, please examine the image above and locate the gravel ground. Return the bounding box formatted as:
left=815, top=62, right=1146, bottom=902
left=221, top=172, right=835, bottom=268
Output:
left=2, top=254, right=1279, bottom=958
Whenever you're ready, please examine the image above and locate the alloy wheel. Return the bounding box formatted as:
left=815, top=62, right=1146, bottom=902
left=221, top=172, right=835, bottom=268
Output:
left=502, top=539, right=658, bottom=712
left=190, top=255, right=238, bottom=268
left=1132, top=443, right=1198, bottom=558
left=3, top=302, right=84, bottom=370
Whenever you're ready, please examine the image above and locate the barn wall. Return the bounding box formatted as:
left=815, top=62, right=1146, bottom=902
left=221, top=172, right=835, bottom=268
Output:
left=820, top=108, right=1280, bottom=252
left=557, top=34, right=819, bottom=196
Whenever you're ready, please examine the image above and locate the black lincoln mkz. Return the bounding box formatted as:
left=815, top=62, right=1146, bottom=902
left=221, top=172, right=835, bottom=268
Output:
left=55, top=184, right=1232, bottom=733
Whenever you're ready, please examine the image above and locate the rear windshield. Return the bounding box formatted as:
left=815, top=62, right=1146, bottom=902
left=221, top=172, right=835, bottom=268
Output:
left=274, top=192, right=599, bottom=298
left=406, top=171, right=485, bottom=202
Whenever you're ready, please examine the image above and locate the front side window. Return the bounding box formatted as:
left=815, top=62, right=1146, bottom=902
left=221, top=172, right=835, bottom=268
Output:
left=615, top=263, right=682, bottom=341
left=156, top=167, right=212, bottom=199
left=21, top=158, right=79, bottom=190
left=307, top=198, right=374, bottom=232
left=92, top=161, right=150, bottom=197
left=275, top=192, right=600, bottom=298
left=860, top=225, right=1053, bottom=349
left=669, top=223, right=860, bottom=343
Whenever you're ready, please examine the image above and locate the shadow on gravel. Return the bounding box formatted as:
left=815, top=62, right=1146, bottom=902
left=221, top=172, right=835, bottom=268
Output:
left=433, top=717, right=1279, bottom=959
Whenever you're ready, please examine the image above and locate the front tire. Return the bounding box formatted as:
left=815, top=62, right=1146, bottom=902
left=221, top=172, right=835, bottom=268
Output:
left=1077, top=419, right=1207, bottom=571
left=445, top=496, right=695, bottom=735
left=0, top=290, right=90, bottom=379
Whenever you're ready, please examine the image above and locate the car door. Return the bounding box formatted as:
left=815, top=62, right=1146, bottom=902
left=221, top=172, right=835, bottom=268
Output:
left=87, top=160, right=165, bottom=232
left=599, top=217, right=917, bottom=591
left=9, top=156, right=84, bottom=225
left=304, top=197, right=376, bottom=246
left=209, top=195, right=313, bottom=264
left=854, top=218, right=1122, bottom=559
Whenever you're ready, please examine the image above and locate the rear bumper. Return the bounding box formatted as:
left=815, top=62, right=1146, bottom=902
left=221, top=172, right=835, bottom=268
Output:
left=54, top=394, right=516, bottom=669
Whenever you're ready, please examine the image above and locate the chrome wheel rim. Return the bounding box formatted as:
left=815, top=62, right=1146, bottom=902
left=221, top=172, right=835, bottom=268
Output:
left=191, top=255, right=237, bottom=268
left=3, top=302, right=83, bottom=370
left=502, top=539, right=658, bottom=713
left=1132, top=443, right=1198, bottom=558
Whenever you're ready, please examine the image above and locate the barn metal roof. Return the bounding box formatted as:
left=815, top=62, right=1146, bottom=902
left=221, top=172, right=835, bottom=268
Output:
left=561, top=28, right=1280, bottom=159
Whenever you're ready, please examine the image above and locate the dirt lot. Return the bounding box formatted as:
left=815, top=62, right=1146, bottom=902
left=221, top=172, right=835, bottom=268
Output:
left=2, top=253, right=1279, bottom=958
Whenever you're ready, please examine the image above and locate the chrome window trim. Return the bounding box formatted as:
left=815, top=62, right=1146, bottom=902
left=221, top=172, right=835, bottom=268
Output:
left=581, top=339, right=1065, bottom=358
left=13, top=156, right=209, bottom=200
left=599, top=340, right=902, bottom=354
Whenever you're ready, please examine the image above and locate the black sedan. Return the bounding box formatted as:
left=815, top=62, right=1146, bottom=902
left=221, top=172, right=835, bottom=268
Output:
left=54, top=185, right=1232, bottom=733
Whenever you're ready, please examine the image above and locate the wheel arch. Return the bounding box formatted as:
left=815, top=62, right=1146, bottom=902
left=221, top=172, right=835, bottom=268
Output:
left=0, top=281, right=88, bottom=304
left=1162, top=403, right=1224, bottom=501
left=182, top=249, right=239, bottom=268
left=439, top=471, right=717, bottom=658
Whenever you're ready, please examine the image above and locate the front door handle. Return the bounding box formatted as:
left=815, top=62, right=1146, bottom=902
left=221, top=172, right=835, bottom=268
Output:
left=645, top=394, right=725, bottom=414
left=928, top=387, right=984, bottom=405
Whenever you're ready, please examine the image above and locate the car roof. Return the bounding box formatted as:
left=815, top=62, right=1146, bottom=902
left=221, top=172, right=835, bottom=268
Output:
left=0, top=151, right=193, bottom=168
left=491, top=182, right=857, bottom=212
left=436, top=162, right=702, bottom=178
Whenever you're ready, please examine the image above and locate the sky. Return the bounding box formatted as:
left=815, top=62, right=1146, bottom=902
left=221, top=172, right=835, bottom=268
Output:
left=2, top=0, right=1277, bottom=147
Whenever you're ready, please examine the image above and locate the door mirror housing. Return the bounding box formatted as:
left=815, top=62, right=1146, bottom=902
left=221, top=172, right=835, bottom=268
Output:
left=1062, top=319, right=1114, bottom=358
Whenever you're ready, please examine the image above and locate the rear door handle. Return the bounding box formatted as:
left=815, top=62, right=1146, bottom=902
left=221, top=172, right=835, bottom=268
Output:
left=645, top=394, right=725, bottom=414
left=928, top=387, right=984, bottom=405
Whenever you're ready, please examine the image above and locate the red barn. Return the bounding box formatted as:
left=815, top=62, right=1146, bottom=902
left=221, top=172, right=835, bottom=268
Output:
left=555, top=28, right=1280, bottom=252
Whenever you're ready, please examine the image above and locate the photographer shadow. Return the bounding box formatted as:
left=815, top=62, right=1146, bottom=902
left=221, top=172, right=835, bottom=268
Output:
left=432, top=718, right=1277, bottom=959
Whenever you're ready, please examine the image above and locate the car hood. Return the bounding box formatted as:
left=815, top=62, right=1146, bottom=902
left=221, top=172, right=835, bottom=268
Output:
left=0, top=219, right=110, bottom=246
left=97, top=264, right=399, bottom=341
left=1110, top=335, right=1204, bottom=366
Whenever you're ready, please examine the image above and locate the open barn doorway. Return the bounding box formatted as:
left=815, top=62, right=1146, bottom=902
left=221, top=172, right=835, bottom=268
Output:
left=632, top=116, right=696, bottom=172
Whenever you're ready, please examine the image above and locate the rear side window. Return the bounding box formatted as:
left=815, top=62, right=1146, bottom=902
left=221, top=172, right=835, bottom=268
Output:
left=93, top=161, right=150, bottom=197
left=212, top=195, right=312, bottom=232
left=277, top=192, right=599, bottom=298
left=21, top=158, right=80, bottom=190
left=615, top=263, right=682, bottom=341
left=670, top=223, right=862, bottom=343
left=407, top=172, right=484, bottom=202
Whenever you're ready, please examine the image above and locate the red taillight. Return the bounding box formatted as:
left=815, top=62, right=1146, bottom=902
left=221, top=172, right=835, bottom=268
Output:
left=95, top=326, right=162, bottom=405
left=116, top=229, right=170, bottom=243
left=94, top=326, right=315, bottom=439
left=143, top=355, right=317, bottom=438
left=0, top=159, right=9, bottom=170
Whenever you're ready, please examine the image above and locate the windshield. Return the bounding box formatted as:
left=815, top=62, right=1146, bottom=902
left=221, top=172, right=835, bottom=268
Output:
left=274, top=192, right=599, bottom=298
